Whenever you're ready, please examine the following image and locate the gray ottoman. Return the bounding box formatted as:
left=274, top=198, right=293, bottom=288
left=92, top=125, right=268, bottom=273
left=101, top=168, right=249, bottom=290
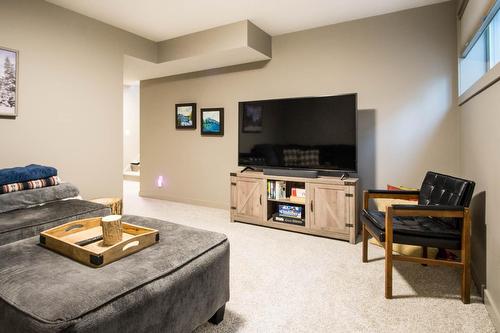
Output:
left=0, top=215, right=230, bottom=333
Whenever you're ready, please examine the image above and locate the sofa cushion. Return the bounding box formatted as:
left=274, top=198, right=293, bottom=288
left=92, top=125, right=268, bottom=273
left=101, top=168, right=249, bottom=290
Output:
left=0, top=182, right=80, bottom=214
left=0, top=200, right=110, bottom=246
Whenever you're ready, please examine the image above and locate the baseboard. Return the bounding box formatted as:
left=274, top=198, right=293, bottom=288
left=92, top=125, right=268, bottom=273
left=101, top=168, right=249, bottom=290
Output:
left=123, top=174, right=140, bottom=182
left=139, top=192, right=228, bottom=210
left=485, top=289, right=500, bottom=331
left=471, top=262, right=485, bottom=299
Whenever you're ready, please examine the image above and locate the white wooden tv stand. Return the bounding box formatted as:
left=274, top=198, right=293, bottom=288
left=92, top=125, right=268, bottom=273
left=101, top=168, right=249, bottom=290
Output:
left=230, top=171, right=359, bottom=243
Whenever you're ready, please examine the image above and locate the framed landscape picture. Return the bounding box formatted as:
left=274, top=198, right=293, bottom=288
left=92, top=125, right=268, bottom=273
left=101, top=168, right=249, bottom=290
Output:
left=0, top=47, right=18, bottom=117
left=201, top=108, right=224, bottom=136
left=175, top=103, right=196, bottom=129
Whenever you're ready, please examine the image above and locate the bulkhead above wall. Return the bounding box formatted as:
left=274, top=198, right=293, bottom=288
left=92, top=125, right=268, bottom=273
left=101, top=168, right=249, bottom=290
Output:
left=124, top=20, right=271, bottom=84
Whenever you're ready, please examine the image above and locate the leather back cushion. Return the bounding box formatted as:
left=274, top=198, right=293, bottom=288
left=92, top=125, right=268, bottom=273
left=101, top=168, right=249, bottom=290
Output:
left=418, top=171, right=474, bottom=207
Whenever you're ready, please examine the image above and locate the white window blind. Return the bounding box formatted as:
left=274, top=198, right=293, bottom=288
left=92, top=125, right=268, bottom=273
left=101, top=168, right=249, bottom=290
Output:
left=459, top=0, right=496, bottom=55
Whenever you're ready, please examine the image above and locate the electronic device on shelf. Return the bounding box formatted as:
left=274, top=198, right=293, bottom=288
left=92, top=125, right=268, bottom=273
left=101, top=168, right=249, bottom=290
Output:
left=278, top=204, right=303, bottom=219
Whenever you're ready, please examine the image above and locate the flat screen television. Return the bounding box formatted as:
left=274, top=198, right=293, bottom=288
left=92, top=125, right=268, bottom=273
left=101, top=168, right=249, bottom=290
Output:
left=238, top=93, right=357, bottom=174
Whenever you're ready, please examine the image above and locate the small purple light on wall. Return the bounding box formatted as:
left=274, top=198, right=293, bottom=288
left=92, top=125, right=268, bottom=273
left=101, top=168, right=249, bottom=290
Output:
left=156, top=176, right=165, bottom=188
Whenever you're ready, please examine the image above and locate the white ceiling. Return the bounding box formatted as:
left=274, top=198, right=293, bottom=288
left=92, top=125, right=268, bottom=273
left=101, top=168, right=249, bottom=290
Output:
left=46, top=0, right=449, bottom=42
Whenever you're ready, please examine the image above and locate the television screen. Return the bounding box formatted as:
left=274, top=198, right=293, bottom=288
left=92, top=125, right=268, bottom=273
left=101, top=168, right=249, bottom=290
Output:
left=238, top=94, right=357, bottom=173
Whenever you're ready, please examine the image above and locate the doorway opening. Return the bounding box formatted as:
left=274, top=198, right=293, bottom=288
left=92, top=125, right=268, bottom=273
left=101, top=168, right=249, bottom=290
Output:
left=123, top=82, right=140, bottom=182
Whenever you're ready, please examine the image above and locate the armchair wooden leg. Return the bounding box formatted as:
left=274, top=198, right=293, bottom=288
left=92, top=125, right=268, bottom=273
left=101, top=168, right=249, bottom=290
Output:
left=362, top=225, right=369, bottom=263
left=462, top=261, right=471, bottom=304
left=461, top=209, right=471, bottom=304
left=421, top=246, right=428, bottom=267
left=385, top=208, right=394, bottom=299
left=385, top=244, right=393, bottom=299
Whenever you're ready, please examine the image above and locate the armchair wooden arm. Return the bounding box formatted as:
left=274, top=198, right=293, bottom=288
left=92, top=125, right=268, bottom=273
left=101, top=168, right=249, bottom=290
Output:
left=390, top=205, right=465, bottom=218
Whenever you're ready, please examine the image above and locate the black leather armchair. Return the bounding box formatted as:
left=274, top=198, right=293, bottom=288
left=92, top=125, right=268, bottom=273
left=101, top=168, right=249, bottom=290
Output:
left=361, top=171, right=475, bottom=303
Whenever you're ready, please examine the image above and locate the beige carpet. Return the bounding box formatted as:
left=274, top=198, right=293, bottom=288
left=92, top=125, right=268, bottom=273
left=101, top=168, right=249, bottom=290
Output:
left=123, top=181, right=494, bottom=333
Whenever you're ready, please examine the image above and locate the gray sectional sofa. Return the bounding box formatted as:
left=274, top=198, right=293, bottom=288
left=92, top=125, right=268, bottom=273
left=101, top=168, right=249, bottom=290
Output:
left=0, top=183, right=110, bottom=246
left=0, top=184, right=230, bottom=332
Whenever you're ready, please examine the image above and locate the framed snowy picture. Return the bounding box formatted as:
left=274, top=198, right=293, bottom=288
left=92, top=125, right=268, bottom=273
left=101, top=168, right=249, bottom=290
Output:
left=0, top=47, right=18, bottom=117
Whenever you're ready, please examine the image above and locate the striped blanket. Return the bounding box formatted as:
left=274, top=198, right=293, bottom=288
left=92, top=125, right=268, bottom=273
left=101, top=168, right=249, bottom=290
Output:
left=0, top=164, right=57, bottom=186
left=0, top=176, right=60, bottom=195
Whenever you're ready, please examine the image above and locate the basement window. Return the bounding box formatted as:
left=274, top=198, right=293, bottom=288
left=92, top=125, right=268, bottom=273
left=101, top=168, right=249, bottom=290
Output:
left=459, top=31, right=488, bottom=95
left=490, top=9, right=500, bottom=69
left=459, top=4, right=500, bottom=95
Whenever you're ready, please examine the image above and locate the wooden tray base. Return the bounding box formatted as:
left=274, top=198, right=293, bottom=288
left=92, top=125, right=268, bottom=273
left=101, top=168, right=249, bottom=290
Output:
left=40, top=217, right=159, bottom=267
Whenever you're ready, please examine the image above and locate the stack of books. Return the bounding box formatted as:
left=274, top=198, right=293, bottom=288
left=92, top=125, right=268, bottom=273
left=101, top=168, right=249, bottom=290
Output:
left=267, top=180, right=286, bottom=200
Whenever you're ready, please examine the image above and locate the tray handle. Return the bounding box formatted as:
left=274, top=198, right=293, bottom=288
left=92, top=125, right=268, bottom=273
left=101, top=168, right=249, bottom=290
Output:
left=65, top=224, right=84, bottom=232
left=122, top=241, right=140, bottom=252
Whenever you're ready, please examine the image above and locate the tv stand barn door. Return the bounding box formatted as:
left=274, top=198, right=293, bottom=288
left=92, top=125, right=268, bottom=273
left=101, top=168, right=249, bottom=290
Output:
left=230, top=171, right=358, bottom=243
left=233, top=177, right=264, bottom=223
left=307, top=184, right=350, bottom=238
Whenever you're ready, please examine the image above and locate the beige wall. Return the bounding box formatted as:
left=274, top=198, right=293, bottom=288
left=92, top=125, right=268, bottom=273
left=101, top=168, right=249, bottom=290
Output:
left=140, top=1, right=459, bottom=208
left=460, top=81, right=500, bottom=329
left=0, top=0, right=156, bottom=198
left=158, top=20, right=248, bottom=62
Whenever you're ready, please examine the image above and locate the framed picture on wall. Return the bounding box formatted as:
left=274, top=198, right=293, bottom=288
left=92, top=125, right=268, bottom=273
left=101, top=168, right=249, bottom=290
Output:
left=242, top=104, right=262, bottom=133
left=175, top=103, right=196, bottom=129
left=201, top=108, right=224, bottom=136
left=0, top=46, right=18, bottom=117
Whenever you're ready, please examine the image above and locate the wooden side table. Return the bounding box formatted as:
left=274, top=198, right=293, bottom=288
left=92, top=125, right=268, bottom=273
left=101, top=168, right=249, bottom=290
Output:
left=90, top=197, right=123, bottom=215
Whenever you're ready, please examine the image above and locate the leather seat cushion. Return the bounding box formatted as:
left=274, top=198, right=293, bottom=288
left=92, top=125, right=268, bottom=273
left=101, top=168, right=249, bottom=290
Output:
left=362, top=209, right=460, bottom=239
left=361, top=214, right=461, bottom=249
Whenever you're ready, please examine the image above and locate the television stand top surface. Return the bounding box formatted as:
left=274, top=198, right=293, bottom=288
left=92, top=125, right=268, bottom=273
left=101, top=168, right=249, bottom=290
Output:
left=231, top=170, right=358, bottom=186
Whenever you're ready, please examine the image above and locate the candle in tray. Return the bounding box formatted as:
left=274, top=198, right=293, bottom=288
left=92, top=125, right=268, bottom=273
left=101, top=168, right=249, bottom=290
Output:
left=101, top=215, right=123, bottom=246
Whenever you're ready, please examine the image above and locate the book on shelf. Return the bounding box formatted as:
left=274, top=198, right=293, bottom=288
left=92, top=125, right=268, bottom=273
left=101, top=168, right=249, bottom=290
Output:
left=291, top=188, right=305, bottom=198
left=276, top=181, right=286, bottom=199
left=267, top=180, right=287, bottom=200
left=272, top=213, right=305, bottom=226
left=267, top=180, right=274, bottom=199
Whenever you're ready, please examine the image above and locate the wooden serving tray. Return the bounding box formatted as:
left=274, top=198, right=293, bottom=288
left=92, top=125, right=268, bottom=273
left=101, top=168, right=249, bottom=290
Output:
left=39, top=217, right=159, bottom=268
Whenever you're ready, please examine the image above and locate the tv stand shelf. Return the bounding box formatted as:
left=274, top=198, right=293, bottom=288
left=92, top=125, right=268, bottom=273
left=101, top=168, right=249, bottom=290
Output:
left=267, top=198, right=305, bottom=204
left=230, top=171, right=359, bottom=243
